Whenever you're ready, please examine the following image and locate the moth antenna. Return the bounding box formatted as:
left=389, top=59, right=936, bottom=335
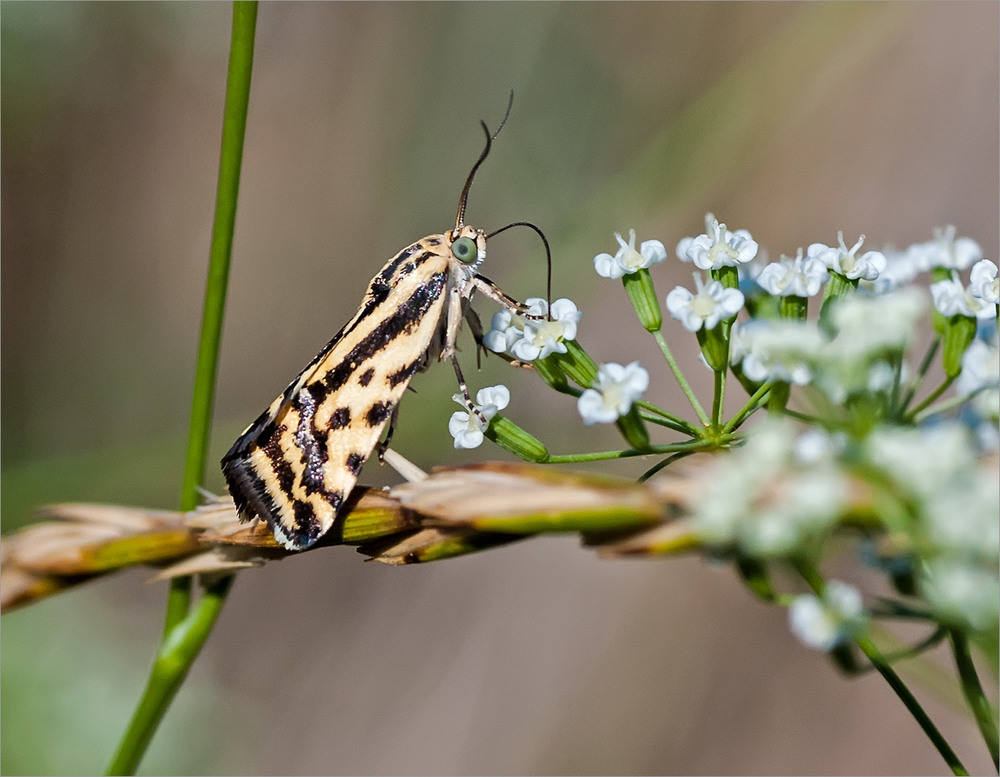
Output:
left=486, top=220, right=553, bottom=320
left=455, top=91, right=515, bottom=230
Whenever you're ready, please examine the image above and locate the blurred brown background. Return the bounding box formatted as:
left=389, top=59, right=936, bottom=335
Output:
left=2, top=3, right=997, bottom=774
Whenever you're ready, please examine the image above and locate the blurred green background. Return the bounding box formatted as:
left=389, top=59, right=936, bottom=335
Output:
left=2, top=3, right=997, bottom=774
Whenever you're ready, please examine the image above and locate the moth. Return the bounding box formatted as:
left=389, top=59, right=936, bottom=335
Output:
left=221, top=106, right=546, bottom=551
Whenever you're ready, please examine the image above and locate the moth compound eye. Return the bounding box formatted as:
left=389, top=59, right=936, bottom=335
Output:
left=451, top=236, right=478, bottom=264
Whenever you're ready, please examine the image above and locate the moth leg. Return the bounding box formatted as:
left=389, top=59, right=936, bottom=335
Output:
left=463, top=306, right=486, bottom=369
left=441, top=284, right=466, bottom=360
left=451, top=355, right=487, bottom=424
left=377, top=404, right=401, bottom=463
left=493, top=351, right=537, bottom=371
left=471, top=274, right=546, bottom=320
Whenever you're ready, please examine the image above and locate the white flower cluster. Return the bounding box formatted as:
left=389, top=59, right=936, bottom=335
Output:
left=484, top=297, right=581, bottom=362
left=930, top=259, right=999, bottom=320
left=577, top=361, right=649, bottom=425
left=692, top=418, right=849, bottom=557
left=789, top=581, right=866, bottom=651
left=676, top=214, right=759, bottom=270
left=593, top=229, right=667, bottom=278
left=866, top=423, right=1000, bottom=631
left=730, top=288, right=933, bottom=402
left=872, top=226, right=984, bottom=293
left=448, top=385, right=510, bottom=449
left=809, top=232, right=887, bottom=281
left=665, top=273, right=745, bottom=332
left=755, top=248, right=828, bottom=298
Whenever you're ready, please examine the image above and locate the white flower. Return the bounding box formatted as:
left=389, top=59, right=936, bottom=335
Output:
left=807, top=232, right=887, bottom=281
left=676, top=214, right=758, bottom=271
left=957, top=338, right=1000, bottom=421
left=665, top=272, right=745, bottom=332
left=738, top=247, right=771, bottom=284
left=931, top=275, right=997, bottom=319
left=692, top=419, right=848, bottom=555
left=593, top=229, right=667, bottom=279
left=793, top=428, right=841, bottom=465
left=484, top=298, right=581, bottom=361
left=448, top=385, right=510, bottom=449
left=755, top=248, right=829, bottom=297
left=730, top=320, right=822, bottom=385
left=865, top=424, right=978, bottom=502
left=789, top=581, right=865, bottom=651
left=577, top=361, right=649, bottom=425
left=921, top=559, right=999, bottom=632
left=969, top=259, right=999, bottom=305
left=923, top=472, right=1000, bottom=558
left=912, top=226, right=983, bottom=271
left=512, top=299, right=581, bottom=361
left=814, top=290, right=926, bottom=401
left=483, top=309, right=521, bottom=354
left=829, top=287, right=926, bottom=355
left=958, top=338, right=1000, bottom=395
left=873, top=246, right=924, bottom=293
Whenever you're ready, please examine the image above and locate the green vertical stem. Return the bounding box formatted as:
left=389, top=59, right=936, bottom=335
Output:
left=712, top=368, right=725, bottom=428
left=949, top=628, right=999, bottom=769
left=106, top=576, right=235, bottom=776
left=106, top=3, right=258, bottom=774
left=168, top=0, right=257, bottom=631
left=180, top=1, right=258, bottom=515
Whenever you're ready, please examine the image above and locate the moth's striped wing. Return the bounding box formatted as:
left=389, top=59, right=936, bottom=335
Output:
left=221, top=239, right=454, bottom=550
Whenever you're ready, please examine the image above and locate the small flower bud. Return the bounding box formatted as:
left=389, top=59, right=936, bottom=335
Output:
left=484, top=415, right=549, bottom=462
left=622, top=268, right=662, bottom=331
left=615, top=405, right=650, bottom=451
left=941, top=314, right=977, bottom=378
left=532, top=355, right=570, bottom=391
left=697, top=325, right=730, bottom=372
left=553, top=339, right=600, bottom=388
left=819, top=272, right=856, bottom=330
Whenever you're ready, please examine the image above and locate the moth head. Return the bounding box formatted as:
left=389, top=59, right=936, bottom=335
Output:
left=448, top=225, right=487, bottom=267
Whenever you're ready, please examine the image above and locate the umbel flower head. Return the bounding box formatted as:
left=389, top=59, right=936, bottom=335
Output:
left=593, top=229, right=667, bottom=279
left=666, top=272, right=745, bottom=332
left=808, top=232, right=887, bottom=281
left=577, top=361, right=649, bottom=425
left=449, top=385, right=510, bottom=449
left=910, top=225, right=984, bottom=271
left=755, top=248, right=828, bottom=298
left=789, top=581, right=866, bottom=651
left=484, top=298, right=581, bottom=361
left=931, top=260, right=999, bottom=320
left=676, top=214, right=759, bottom=270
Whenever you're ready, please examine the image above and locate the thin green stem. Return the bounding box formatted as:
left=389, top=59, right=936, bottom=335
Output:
left=106, top=577, right=235, bottom=775
left=107, top=3, right=258, bottom=774
left=162, top=577, right=193, bottom=640
left=949, top=628, right=999, bottom=770
left=904, top=376, right=955, bottom=422
left=898, top=337, right=940, bottom=414
left=792, top=558, right=968, bottom=775
left=651, top=329, right=711, bottom=427
left=723, top=380, right=770, bottom=433
left=543, top=439, right=719, bottom=464
left=838, top=628, right=948, bottom=676
left=179, top=1, right=258, bottom=516
left=711, top=369, right=725, bottom=428
left=635, top=400, right=699, bottom=435
left=853, top=633, right=968, bottom=775
left=912, top=387, right=984, bottom=425
left=637, top=450, right=694, bottom=482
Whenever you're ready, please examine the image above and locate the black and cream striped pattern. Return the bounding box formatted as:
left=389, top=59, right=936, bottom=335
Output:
left=221, top=226, right=490, bottom=550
